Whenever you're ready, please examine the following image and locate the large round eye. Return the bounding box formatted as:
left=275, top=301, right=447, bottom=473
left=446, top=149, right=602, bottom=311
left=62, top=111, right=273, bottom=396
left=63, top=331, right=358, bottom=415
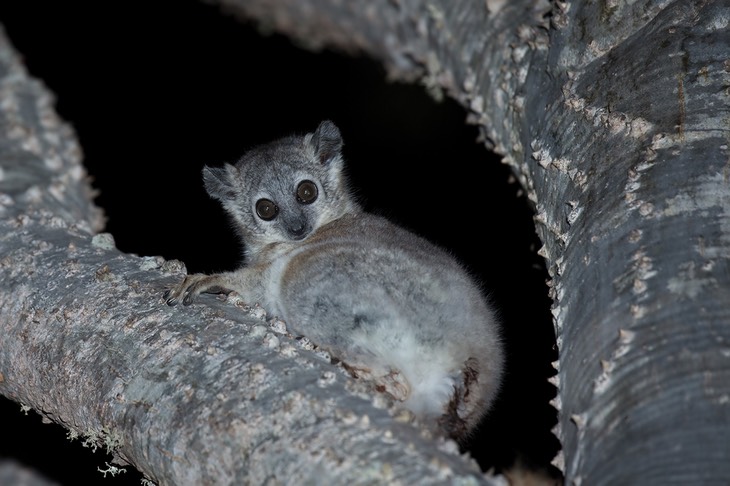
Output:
left=296, top=180, right=318, bottom=204
left=255, top=199, right=279, bottom=220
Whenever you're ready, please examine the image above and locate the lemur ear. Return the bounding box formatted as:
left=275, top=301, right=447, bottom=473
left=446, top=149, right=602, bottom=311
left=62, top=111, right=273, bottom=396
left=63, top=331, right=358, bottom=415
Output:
left=203, top=164, right=239, bottom=202
left=310, top=120, right=343, bottom=166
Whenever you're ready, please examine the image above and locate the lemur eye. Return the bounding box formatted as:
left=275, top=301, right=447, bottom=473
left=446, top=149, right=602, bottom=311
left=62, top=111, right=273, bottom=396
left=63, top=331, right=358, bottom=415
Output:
left=255, top=199, right=279, bottom=220
left=296, top=180, right=318, bottom=204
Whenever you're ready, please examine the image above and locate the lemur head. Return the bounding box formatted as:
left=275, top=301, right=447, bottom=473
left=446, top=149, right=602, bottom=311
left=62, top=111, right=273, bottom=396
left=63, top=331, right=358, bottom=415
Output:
left=203, top=120, right=356, bottom=257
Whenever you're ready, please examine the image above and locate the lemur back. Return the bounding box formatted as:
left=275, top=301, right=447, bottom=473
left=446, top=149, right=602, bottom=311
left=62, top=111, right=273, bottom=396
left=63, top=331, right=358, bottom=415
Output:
left=165, top=121, right=503, bottom=440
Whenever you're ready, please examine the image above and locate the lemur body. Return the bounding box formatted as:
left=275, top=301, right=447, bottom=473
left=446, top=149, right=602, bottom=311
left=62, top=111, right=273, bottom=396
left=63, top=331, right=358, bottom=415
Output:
left=165, top=121, right=503, bottom=439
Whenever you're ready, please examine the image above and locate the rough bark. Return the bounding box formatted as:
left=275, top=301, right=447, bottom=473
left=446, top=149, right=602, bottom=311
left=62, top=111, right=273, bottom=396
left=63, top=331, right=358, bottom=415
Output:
left=1, top=0, right=728, bottom=484
left=0, top=24, right=498, bottom=486
left=212, top=0, right=730, bottom=483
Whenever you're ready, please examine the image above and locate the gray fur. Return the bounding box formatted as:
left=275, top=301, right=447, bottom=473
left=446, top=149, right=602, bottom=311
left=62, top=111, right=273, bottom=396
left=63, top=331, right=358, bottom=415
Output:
left=165, top=120, right=503, bottom=440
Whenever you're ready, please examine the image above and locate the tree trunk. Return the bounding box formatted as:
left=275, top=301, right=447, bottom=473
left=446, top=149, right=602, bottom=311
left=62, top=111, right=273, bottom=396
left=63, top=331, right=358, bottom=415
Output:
left=216, top=0, right=730, bottom=484
left=197, top=0, right=730, bottom=482
left=1, top=0, right=728, bottom=484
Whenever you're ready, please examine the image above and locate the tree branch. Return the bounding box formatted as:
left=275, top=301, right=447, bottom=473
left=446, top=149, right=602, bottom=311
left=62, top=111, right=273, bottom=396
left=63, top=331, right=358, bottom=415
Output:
left=0, top=24, right=498, bottom=485
left=3, top=0, right=729, bottom=482
left=215, top=0, right=730, bottom=482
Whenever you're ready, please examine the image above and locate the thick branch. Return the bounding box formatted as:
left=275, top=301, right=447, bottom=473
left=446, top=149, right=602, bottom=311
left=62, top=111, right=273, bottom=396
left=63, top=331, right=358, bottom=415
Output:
left=214, top=0, right=730, bottom=482
left=0, top=25, right=497, bottom=485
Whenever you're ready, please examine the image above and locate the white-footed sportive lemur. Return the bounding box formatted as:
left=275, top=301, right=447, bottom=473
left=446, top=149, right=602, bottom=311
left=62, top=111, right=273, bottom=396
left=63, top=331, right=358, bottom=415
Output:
left=164, top=120, right=504, bottom=440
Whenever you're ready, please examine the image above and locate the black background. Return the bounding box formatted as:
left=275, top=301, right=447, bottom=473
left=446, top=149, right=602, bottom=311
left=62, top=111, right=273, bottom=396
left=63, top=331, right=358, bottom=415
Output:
left=0, top=1, right=560, bottom=483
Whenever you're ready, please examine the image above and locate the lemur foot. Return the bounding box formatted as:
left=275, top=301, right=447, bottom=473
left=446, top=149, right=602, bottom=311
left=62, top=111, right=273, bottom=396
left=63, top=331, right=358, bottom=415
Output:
left=164, top=274, right=230, bottom=306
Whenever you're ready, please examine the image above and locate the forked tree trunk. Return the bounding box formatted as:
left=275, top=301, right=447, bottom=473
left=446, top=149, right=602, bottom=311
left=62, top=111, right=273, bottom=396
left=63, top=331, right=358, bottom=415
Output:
left=1, top=0, right=728, bottom=484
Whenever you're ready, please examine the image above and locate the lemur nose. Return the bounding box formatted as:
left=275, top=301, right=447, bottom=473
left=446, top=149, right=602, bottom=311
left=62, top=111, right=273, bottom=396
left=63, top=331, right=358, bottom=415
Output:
left=288, top=222, right=308, bottom=239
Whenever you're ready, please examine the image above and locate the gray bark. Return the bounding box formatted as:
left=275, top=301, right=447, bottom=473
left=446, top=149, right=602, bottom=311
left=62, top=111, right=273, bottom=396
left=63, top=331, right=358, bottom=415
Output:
left=1, top=0, right=729, bottom=484
left=0, top=24, right=498, bottom=486
left=0, top=460, right=59, bottom=486
left=213, top=0, right=730, bottom=483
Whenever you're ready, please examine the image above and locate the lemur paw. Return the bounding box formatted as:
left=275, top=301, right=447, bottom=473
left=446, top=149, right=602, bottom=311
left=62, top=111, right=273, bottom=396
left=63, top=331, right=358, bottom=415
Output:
left=164, top=274, right=228, bottom=306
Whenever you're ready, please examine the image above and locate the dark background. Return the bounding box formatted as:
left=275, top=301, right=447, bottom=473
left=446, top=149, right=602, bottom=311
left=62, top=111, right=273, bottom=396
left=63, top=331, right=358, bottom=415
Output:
left=0, top=1, right=560, bottom=483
